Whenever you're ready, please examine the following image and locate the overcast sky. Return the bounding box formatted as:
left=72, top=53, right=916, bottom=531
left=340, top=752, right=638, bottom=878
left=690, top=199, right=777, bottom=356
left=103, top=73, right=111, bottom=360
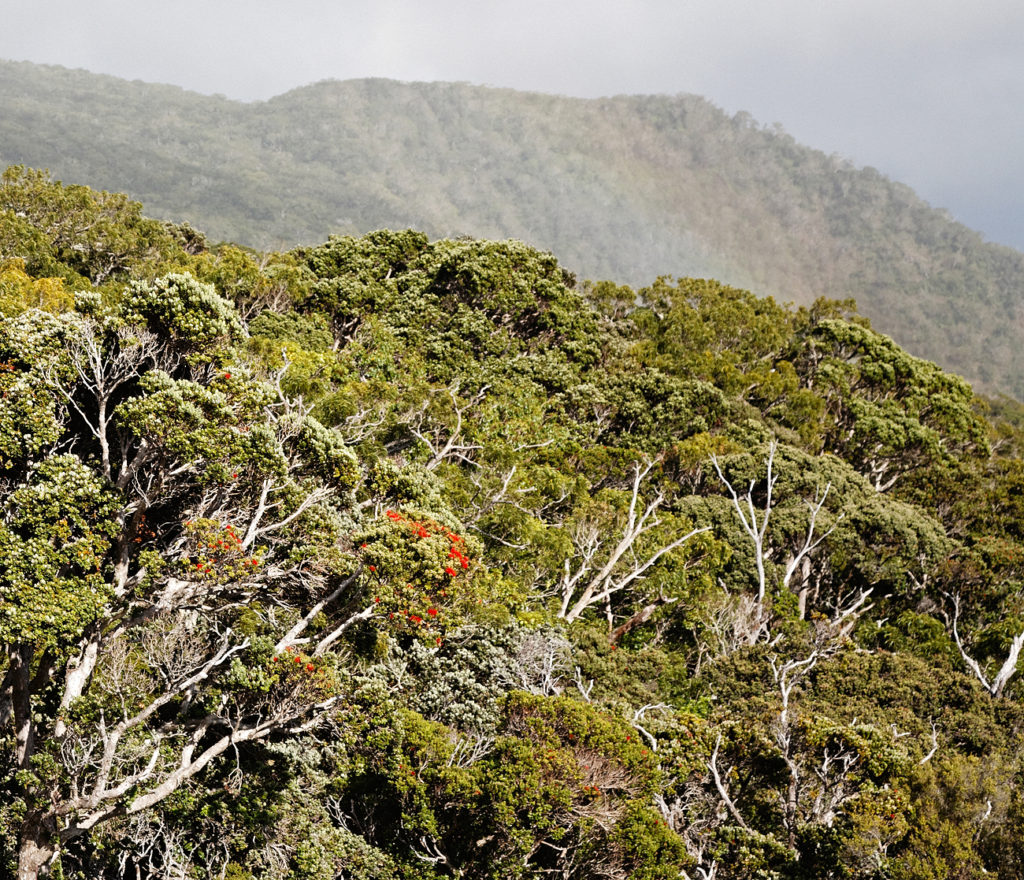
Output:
left=2, top=0, right=1022, bottom=249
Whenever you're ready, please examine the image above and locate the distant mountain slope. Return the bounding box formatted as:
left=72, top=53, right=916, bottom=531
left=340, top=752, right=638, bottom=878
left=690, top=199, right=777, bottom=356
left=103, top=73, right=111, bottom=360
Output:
left=2, top=59, right=1023, bottom=397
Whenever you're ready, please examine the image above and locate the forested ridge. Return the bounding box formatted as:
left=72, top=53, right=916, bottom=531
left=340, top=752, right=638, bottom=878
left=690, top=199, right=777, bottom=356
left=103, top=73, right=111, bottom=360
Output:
left=3, top=60, right=1024, bottom=399
left=3, top=168, right=1024, bottom=879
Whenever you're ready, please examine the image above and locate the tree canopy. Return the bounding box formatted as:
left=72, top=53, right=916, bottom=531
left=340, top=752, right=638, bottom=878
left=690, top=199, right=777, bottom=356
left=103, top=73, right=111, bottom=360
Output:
left=2, top=172, right=1024, bottom=880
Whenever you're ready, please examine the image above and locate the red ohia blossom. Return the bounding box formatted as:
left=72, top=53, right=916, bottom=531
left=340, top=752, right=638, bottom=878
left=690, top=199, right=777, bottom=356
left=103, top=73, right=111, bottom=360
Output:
left=444, top=566, right=457, bottom=577
left=427, top=607, right=438, bottom=617
left=306, top=663, right=314, bottom=672
left=294, top=656, right=302, bottom=663
left=410, top=615, right=422, bottom=624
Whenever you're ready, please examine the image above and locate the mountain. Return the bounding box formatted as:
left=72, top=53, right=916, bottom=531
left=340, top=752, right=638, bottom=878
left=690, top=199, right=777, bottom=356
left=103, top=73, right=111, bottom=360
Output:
left=2, top=58, right=1023, bottom=397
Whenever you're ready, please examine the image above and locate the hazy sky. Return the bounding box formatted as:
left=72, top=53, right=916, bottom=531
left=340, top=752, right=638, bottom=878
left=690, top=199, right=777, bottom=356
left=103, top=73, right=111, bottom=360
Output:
left=2, top=0, right=1022, bottom=249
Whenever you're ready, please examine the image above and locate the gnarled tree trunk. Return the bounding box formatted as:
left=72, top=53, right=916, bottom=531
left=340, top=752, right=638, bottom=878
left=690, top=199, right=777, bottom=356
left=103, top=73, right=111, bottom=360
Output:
left=17, top=813, right=55, bottom=880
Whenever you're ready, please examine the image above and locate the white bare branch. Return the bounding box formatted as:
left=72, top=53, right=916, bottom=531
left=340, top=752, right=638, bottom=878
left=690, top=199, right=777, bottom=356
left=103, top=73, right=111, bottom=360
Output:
left=313, top=604, right=376, bottom=656
left=631, top=704, right=672, bottom=752
left=708, top=732, right=751, bottom=832
left=782, top=483, right=843, bottom=591
left=711, top=441, right=778, bottom=608
left=573, top=667, right=594, bottom=702
left=919, top=722, right=940, bottom=765
left=948, top=593, right=1024, bottom=697
left=559, top=460, right=708, bottom=623
left=50, top=319, right=162, bottom=479
left=402, top=383, right=489, bottom=471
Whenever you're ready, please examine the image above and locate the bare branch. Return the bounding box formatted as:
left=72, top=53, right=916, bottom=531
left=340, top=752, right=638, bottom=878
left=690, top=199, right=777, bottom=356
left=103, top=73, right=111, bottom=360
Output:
left=402, top=383, right=489, bottom=471
left=313, top=604, right=376, bottom=656
left=631, top=704, right=671, bottom=751
left=948, top=593, right=1024, bottom=697
left=559, top=460, right=708, bottom=623
left=708, top=733, right=751, bottom=832
left=711, top=442, right=778, bottom=608
left=919, top=721, right=940, bottom=765
left=782, top=483, right=843, bottom=591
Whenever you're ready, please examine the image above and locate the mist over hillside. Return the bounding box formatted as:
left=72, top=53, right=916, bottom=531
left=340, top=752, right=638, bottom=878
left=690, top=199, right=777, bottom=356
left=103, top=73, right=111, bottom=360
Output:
left=2, top=59, right=1023, bottom=397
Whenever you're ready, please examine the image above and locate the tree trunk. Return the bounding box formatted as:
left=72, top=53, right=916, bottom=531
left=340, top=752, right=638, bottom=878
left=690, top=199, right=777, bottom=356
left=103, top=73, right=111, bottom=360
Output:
left=609, top=598, right=671, bottom=644
left=17, top=815, right=55, bottom=880
left=796, top=557, right=812, bottom=619
left=786, top=772, right=799, bottom=853
left=10, top=644, right=35, bottom=770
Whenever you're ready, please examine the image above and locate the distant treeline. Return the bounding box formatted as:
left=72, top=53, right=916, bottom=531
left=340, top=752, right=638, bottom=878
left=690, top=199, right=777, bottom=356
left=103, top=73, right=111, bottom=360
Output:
left=2, top=60, right=1024, bottom=398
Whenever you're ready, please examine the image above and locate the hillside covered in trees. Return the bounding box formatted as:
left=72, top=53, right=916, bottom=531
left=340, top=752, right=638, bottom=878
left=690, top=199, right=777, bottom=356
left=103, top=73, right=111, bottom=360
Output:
left=4, top=169, right=1024, bottom=879
left=2, top=60, right=1024, bottom=399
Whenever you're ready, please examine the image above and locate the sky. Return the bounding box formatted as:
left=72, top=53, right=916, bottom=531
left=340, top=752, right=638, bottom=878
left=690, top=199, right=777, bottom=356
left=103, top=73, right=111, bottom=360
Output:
left=2, top=0, right=1022, bottom=250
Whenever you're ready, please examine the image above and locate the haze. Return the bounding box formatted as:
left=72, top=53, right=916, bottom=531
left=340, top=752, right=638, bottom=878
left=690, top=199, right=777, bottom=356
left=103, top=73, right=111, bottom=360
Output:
left=2, top=0, right=1022, bottom=250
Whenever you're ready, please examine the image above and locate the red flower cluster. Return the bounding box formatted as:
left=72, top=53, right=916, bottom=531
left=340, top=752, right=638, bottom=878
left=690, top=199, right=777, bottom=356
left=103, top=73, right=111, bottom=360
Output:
left=448, top=543, right=470, bottom=570
left=385, top=509, right=463, bottom=547
left=187, top=521, right=260, bottom=577
left=271, top=645, right=318, bottom=676
left=366, top=509, right=476, bottom=643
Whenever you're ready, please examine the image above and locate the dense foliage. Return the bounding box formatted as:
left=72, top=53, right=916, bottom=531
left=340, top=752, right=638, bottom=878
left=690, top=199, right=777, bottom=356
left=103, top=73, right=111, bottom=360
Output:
left=4, top=61, right=1024, bottom=398
left=2, top=173, right=1024, bottom=880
